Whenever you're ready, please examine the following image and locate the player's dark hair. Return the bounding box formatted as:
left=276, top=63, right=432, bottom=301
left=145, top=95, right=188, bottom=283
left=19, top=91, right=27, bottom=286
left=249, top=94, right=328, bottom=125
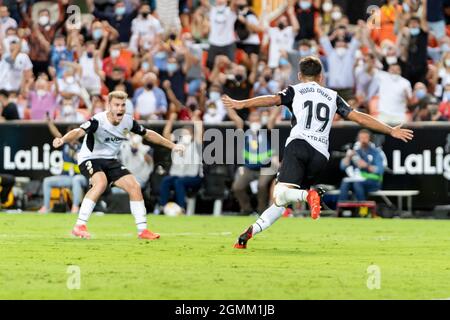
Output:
left=299, top=56, right=322, bottom=78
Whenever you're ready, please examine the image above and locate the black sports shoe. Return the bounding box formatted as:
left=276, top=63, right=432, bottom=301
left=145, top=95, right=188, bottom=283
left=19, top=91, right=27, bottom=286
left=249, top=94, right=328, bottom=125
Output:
left=233, top=225, right=253, bottom=249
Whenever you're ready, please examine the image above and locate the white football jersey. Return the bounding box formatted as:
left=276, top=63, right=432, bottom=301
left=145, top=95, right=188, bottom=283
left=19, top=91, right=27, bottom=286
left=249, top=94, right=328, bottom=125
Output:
left=77, top=112, right=147, bottom=164
left=278, top=81, right=353, bottom=159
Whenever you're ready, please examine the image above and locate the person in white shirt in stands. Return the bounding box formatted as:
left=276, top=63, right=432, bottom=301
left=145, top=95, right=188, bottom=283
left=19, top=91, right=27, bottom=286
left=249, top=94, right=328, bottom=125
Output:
left=0, top=38, right=32, bottom=92
left=129, top=4, right=163, bottom=54
left=159, top=111, right=203, bottom=212
left=79, top=41, right=103, bottom=96
left=234, top=0, right=263, bottom=64
left=207, top=0, right=237, bottom=69
left=374, top=63, right=413, bottom=124
left=267, top=5, right=299, bottom=69
left=112, top=134, right=153, bottom=193
left=319, top=21, right=364, bottom=100
left=132, top=72, right=168, bottom=120
left=0, top=6, right=17, bottom=38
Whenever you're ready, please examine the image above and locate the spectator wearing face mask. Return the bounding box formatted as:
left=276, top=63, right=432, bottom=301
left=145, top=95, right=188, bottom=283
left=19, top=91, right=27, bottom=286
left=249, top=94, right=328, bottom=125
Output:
left=318, top=21, right=365, bottom=100
left=397, top=6, right=429, bottom=86
left=2, top=27, right=29, bottom=55
left=285, top=39, right=320, bottom=84
left=0, top=37, right=33, bottom=92
left=57, top=97, right=85, bottom=122
left=373, top=63, right=413, bottom=123
left=24, top=76, right=57, bottom=120
left=88, top=0, right=138, bottom=43
left=253, top=68, right=280, bottom=97
left=293, top=0, right=319, bottom=43
left=19, top=2, right=69, bottom=77
left=162, top=79, right=202, bottom=121
left=0, top=5, right=17, bottom=38
left=410, top=82, right=433, bottom=117
left=158, top=48, right=188, bottom=104
left=159, top=112, right=203, bottom=211
left=104, top=66, right=133, bottom=96
left=207, top=0, right=238, bottom=69
left=88, top=20, right=119, bottom=59
left=202, top=84, right=226, bottom=124
left=133, top=72, right=168, bottom=120
left=79, top=41, right=103, bottom=96
left=226, top=107, right=279, bottom=215
left=102, top=42, right=130, bottom=79
left=129, top=4, right=163, bottom=54
left=114, top=134, right=154, bottom=192
left=50, top=34, right=74, bottom=79
left=267, top=6, right=299, bottom=69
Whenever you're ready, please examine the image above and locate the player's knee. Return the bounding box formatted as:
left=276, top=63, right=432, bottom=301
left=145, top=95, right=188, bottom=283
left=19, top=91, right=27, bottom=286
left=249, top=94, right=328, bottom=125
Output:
left=92, top=180, right=107, bottom=194
left=128, top=181, right=142, bottom=196
left=272, top=183, right=289, bottom=206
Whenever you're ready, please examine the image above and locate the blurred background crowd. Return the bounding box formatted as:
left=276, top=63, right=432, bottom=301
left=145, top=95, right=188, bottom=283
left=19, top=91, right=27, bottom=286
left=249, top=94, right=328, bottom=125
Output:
left=1, top=0, right=450, bottom=124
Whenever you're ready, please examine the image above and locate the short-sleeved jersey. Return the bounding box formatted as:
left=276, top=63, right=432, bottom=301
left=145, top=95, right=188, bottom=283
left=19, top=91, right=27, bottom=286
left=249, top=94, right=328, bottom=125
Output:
left=278, top=81, right=353, bottom=159
left=77, top=112, right=147, bottom=164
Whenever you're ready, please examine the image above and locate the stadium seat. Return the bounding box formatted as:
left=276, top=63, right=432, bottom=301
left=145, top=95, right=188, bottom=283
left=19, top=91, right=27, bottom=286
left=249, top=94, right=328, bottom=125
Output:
left=198, top=164, right=232, bottom=216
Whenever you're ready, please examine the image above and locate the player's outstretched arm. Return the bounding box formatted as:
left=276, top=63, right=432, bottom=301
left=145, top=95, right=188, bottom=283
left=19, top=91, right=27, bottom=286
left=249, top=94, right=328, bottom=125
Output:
left=144, top=129, right=185, bottom=155
left=346, top=110, right=414, bottom=143
left=221, top=94, right=281, bottom=110
left=52, top=128, right=86, bottom=149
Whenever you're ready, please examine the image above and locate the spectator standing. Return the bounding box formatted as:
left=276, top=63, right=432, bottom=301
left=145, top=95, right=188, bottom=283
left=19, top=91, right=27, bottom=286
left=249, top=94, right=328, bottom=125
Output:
left=133, top=72, right=168, bottom=120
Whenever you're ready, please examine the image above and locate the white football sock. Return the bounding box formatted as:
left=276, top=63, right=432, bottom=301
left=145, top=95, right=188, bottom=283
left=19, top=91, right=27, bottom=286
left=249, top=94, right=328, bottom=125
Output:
left=252, top=204, right=285, bottom=236
left=274, top=184, right=308, bottom=207
left=76, top=198, right=96, bottom=226
left=130, top=200, right=147, bottom=232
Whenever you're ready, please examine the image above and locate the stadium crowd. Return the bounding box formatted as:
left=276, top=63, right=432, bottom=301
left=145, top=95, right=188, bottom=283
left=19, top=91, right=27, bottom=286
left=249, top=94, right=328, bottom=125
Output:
left=1, top=0, right=450, bottom=214
left=0, top=0, right=450, bottom=123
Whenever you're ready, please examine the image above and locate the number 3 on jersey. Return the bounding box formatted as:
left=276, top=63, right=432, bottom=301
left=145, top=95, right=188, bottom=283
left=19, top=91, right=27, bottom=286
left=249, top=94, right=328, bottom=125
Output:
left=303, top=100, right=330, bottom=132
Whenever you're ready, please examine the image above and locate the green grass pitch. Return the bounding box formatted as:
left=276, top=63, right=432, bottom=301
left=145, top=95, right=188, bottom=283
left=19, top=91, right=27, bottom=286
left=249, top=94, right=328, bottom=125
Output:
left=0, top=213, right=449, bottom=300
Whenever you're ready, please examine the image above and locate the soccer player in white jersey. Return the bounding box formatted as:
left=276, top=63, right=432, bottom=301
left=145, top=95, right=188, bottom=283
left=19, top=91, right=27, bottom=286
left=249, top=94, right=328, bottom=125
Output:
left=52, top=91, right=185, bottom=240
left=222, top=56, right=414, bottom=249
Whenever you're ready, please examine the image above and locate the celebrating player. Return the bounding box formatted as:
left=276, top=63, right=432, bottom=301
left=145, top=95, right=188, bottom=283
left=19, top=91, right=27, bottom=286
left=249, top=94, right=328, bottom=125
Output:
left=52, top=91, right=185, bottom=240
left=222, top=56, right=414, bottom=249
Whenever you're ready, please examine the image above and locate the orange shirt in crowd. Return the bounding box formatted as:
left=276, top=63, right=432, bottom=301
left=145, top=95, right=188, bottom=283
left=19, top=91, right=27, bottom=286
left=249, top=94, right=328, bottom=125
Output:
left=370, top=4, right=402, bottom=46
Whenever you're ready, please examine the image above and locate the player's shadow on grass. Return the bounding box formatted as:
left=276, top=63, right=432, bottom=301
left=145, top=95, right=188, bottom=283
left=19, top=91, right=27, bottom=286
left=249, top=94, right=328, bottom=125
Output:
left=250, top=248, right=321, bottom=256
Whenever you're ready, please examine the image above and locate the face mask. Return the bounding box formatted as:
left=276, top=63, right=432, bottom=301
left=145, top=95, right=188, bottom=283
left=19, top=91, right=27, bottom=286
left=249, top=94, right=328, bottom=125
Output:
left=331, top=11, right=342, bottom=21
left=66, top=76, right=75, bottom=84
left=257, top=64, right=265, bottom=73
left=155, top=51, right=167, bottom=59
left=141, top=12, right=149, bottom=18
left=278, top=22, right=285, bottom=30
left=1, top=17, right=8, bottom=24
left=39, top=15, right=50, bottom=26
left=279, top=58, right=289, bottom=66
left=169, top=33, right=177, bottom=41
left=142, top=62, right=150, bottom=71
left=87, top=52, right=94, bottom=58
left=300, top=1, right=311, bottom=10
left=264, top=75, right=271, bottom=82
left=335, top=47, right=347, bottom=57
left=209, top=91, right=221, bottom=101
left=146, top=83, right=154, bottom=90
left=167, top=63, right=178, bottom=73
left=402, top=3, right=410, bottom=13
left=415, top=89, right=426, bottom=100
left=235, top=74, right=244, bottom=82
left=310, top=46, right=317, bottom=55
left=63, top=105, right=74, bottom=115
left=131, top=147, right=138, bottom=154
left=250, top=122, right=261, bottom=132
left=110, top=49, right=120, bottom=58
left=181, top=135, right=192, bottom=145
left=444, top=91, right=450, bottom=101
left=55, top=45, right=65, bottom=52
left=261, top=115, right=269, bottom=125
left=207, top=107, right=217, bottom=116
left=390, top=73, right=400, bottom=81
left=92, top=29, right=103, bottom=40
left=322, top=2, right=332, bottom=12
left=409, top=27, right=420, bottom=36
left=299, top=49, right=310, bottom=57
left=386, top=55, right=398, bottom=65
left=115, top=7, right=126, bottom=16
left=37, top=89, right=46, bottom=97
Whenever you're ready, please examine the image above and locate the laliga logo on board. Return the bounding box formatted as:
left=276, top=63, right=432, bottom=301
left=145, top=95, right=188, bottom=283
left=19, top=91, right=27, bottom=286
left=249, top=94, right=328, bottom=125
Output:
left=3, top=144, right=63, bottom=175
left=392, top=147, right=450, bottom=180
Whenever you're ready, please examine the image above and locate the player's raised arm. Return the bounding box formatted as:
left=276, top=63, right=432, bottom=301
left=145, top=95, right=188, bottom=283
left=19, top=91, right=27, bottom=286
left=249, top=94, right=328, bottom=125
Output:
left=221, top=94, right=282, bottom=110
left=52, top=127, right=86, bottom=148
left=144, top=130, right=185, bottom=155
left=346, top=110, right=414, bottom=143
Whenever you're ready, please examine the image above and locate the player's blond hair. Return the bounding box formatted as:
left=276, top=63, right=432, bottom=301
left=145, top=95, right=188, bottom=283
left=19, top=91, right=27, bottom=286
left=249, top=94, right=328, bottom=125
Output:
left=108, top=90, right=128, bottom=102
